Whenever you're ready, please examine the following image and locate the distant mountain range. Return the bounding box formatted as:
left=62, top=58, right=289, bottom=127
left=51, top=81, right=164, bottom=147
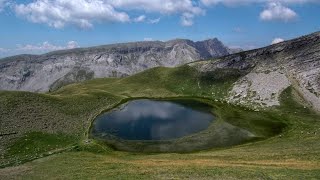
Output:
left=0, top=38, right=236, bottom=92
left=1, top=32, right=320, bottom=112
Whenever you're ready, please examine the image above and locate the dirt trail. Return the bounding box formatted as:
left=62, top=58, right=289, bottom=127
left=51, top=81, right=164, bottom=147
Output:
left=130, top=159, right=320, bottom=170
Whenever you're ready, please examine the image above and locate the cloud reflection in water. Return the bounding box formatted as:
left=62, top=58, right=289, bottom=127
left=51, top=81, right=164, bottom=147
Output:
left=93, top=99, right=215, bottom=140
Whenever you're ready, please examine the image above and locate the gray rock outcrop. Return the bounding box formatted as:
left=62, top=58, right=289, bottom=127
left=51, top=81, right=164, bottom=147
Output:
left=190, top=31, right=320, bottom=111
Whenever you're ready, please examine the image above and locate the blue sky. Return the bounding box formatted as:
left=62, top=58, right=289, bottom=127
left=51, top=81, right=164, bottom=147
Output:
left=0, top=0, right=319, bottom=58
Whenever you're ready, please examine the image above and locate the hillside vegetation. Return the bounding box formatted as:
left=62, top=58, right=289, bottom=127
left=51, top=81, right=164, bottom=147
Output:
left=1, top=64, right=320, bottom=179
left=1, top=31, right=320, bottom=179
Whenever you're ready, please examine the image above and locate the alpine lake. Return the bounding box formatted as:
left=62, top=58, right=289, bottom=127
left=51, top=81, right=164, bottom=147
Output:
left=89, top=98, right=270, bottom=153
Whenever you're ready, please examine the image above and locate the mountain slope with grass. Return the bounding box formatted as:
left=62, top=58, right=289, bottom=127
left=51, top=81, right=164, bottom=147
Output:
left=0, top=32, right=320, bottom=179
left=190, top=31, right=320, bottom=111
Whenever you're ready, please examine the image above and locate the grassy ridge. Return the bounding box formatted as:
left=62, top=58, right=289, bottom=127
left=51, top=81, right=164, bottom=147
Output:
left=0, top=65, right=320, bottom=179
left=54, top=65, right=237, bottom=99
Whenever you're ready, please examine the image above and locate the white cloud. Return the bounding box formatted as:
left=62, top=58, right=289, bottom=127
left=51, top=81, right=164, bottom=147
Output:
left=5, top=0, right=318, bottom=28
left=108, top=0, right=203, bottom=15
left=233, top=27, right=245, bottom=33
left=0, top=0, right=8, bottom=11
left=201, top=0, right=316, bottom=23
left=0, top=0, right=4, bottom=9
left=260, top=2, right=297, bottom=22
left=144, top=38, right=153, bottom=41
left=201, top=0, right=258, bottom=6
left=13, top=0, right=203, bottom=28
left=17, top=41, right=79, bottom=52
left=134, top=16, right=162, bottom=24
left=66, top=41, right=79, bottom=49
left=0, top=41, right=79, bottom=58
left=201, top=0, right=318, bottom=6
left=14, top=0, right=130, bottom=29
left=271, top=38, right=285, bottom=44
left=0, top=47, right=8, bottom=52
left=133, top=15, right=146, bottom=22
left=181, top=13, right=195, bottom=26
left=17, top=42, right=61, bottom=51
left=276, top=0, right=318, bottom=3
left=149, top=18, right=161, bottom=24
left=7, top=0, right=319, bottom=29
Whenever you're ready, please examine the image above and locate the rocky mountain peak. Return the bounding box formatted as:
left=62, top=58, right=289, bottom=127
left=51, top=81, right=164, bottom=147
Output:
left=195, top=38, right=229, bottom=59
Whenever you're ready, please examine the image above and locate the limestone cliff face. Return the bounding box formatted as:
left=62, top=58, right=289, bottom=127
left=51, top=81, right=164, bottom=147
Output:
left=0, top=39, right=230, bottom=92
left=190, top=32, right=320, bottom=111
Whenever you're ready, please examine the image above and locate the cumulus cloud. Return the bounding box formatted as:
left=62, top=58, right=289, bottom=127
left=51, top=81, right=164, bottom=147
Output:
left=144, top=38, right=153, bottom=41
left=66, top=41, right=79, bottom=49
left=0, top=41, right=80, bottom=58
left=276, top=0, right=318, bottom=3
left=271, top=38, right=285, bottom=44
left=17, top=41, right=79, bottom=52
left=17, top=42, right=59, bottom=51
left=133, top=15, right=146, bottom=23
left=0, top=0, right=4, bottom=9
left=108, top=0, right=203, bottom=15
left=233, top=27, right=245, bottom=33
left=181, top=13, right=195, bottom=26
left=0, top=0, right=9, bottom=11
left=14, top=0, right=130, bottom=29
left=202, top=0, right=316, bottom=23
left=4, top=0, right=317, bottom=28
left=201, top=0, right=258, bottom=6
left=201, top=0, right=318, bottom=6
left=134, top=16, right=162, bottom=24
left=149, top=18, right=161, bottom=24
left=0, top=48, right=8, bottom=58
left=260, top=2, right=297, bottom=22
left=0, top=47, right=8, bottom=52
left=13, top=0, right=203, bottom=28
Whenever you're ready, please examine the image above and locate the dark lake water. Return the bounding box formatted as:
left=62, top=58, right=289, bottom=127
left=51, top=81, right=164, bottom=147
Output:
left=91, top=99, right=215, bottom=141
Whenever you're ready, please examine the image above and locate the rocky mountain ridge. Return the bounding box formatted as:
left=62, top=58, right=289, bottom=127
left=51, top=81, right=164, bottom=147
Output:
left=0, top=38, right=232, bottom=92
left=190, top=31, right=320, bottom=111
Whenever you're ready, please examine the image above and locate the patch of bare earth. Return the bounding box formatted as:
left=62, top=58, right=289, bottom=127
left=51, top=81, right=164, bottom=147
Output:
left=0, top=165, right=32, bottom=179
left=130, top=159, right=320, bottom=170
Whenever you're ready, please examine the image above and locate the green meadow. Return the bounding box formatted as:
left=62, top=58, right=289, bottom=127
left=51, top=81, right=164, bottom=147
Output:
left=1, top=66, right=319, bottom=179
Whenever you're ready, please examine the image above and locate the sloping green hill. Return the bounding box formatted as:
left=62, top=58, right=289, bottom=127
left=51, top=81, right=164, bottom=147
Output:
left=2, top=31, right=320, bottom=178
left=1, top=64, right=320, bottom=179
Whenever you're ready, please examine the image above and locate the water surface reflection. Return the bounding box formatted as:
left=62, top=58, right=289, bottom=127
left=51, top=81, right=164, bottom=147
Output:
left=92, top=99, right=215, bottom=140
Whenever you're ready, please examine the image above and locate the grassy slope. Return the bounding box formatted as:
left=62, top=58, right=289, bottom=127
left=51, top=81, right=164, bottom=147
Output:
left=0, top=66, right=320, bottom=179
